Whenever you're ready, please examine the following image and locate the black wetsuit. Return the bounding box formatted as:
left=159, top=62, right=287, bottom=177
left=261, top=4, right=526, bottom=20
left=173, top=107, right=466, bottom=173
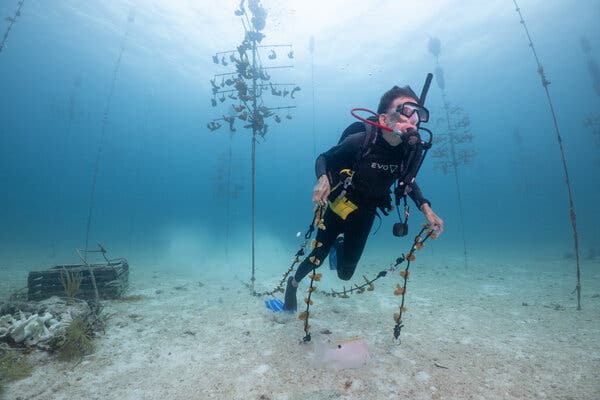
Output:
left=293, top=121, right=430, bottom=283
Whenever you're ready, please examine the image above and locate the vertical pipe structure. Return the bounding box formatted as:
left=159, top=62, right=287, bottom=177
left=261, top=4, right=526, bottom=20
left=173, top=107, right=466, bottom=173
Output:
left=51, top=77, right=82, bottom=258
left=250, top=33, right=258, bottom=289
left=580, top=37, right=600, bottom=145
left=84, top=9, right=134, bottom=259
left=513, top=0, right=581, bottom=310
left=208, top=1, right=298, bottom=290
left=580, top=37, right=600, bottom=98
left=442, top=97, right=468, bottom=269
left=224, top=140, right=233, bottom=262
left=0, top=0, right=24, bottom=54
left=428, top=37, right=469, bottom=269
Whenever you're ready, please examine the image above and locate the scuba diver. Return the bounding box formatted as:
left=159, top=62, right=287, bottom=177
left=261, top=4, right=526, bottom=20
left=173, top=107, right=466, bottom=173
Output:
left=282, top=85, right=444, bottom=312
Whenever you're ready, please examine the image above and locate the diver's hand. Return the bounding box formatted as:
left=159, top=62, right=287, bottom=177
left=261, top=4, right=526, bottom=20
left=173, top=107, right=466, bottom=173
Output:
left=421, top=203, right=444, bottom=235
left=312, top=175, right=330, bottom=206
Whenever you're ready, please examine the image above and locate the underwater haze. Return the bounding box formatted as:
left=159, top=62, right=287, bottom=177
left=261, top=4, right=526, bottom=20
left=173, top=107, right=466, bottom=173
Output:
left=1, top=1, right=599, bottom=399
left=0, top=0, right=599, bottom=268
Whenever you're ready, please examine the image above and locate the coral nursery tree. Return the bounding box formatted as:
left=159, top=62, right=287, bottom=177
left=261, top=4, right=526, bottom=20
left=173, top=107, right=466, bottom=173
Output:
left=207, top=0, right=299, bottom=289
left=427, top=37, right=477, bottom=269
left=580, top=37, right=600, bottom=147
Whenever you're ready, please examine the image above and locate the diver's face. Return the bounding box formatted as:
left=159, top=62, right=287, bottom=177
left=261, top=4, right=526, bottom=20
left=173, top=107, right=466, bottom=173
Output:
left=380, top=96, right=420, bottom=134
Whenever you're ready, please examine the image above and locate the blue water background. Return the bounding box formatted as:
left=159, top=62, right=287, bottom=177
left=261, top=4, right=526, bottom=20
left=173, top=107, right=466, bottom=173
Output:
left=0, top=0, right=598, bottom=282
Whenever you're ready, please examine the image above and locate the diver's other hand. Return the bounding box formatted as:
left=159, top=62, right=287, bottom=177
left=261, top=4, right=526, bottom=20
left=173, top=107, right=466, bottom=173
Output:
left=421, top=203, right=444, bottom=235
left=313, top=175, right=330, bottom=206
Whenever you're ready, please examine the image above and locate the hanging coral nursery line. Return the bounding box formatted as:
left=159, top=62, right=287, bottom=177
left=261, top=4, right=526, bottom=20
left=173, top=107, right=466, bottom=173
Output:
left=512, top=0, right=582, bottom=310
left=0, top=0, right=25, bottom=54
left=83, top=9, right=135, bottom=260
left=298, top=224, right=437, bottom=343
left=251, top=204, right=439, bottom=343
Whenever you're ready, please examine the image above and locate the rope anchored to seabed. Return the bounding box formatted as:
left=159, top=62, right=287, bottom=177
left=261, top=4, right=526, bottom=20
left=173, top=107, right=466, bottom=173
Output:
left=512, top=0, right=582, bottom=311
left=299, top=224, right=437, bottom=343
left=245, top=205, right=325, bottom=298
left=249, top=204, right=439, bottom=343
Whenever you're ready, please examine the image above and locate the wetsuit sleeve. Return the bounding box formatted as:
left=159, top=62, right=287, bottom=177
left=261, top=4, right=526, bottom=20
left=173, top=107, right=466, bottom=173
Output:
left=315, top=129, right=365, bottom=179
left=407, top=181, right=431, bottom=209
left=315, top=154, right=328, bottom=179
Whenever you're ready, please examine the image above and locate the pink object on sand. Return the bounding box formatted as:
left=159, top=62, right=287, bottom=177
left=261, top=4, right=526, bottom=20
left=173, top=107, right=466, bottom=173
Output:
left=318, top=338, right=371, bottom=370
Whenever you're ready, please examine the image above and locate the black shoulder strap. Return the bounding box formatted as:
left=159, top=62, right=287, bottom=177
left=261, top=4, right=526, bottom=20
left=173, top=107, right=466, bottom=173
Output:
left=356, top=122, right=378, bottom=162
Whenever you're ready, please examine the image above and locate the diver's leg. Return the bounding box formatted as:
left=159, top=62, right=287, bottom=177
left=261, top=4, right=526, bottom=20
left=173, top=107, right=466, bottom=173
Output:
left=336, top=208, right=375, bottom=281
left=328, top=235, right=345, bottom=270
left=282, top=207, right=343, bottom=312
left=294, top=207, right=344, bottom=281
left=282, top=276, right=299, bottom=312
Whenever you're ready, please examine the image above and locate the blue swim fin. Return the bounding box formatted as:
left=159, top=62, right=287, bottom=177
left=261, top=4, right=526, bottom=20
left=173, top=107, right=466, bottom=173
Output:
left=265, top=298, right=284, bottom=312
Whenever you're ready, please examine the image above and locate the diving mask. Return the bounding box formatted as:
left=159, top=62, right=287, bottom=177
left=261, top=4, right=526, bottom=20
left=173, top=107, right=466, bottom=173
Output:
left=393, top=102, right=429, bottom=123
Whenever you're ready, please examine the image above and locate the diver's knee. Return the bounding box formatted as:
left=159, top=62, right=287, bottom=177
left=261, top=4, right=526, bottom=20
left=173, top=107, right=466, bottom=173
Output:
left=336, top=265, right=356, bottom=281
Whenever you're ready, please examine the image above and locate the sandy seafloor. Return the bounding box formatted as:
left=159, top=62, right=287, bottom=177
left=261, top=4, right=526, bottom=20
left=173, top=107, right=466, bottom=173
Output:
left=1, top=252, right=599, bottom=400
